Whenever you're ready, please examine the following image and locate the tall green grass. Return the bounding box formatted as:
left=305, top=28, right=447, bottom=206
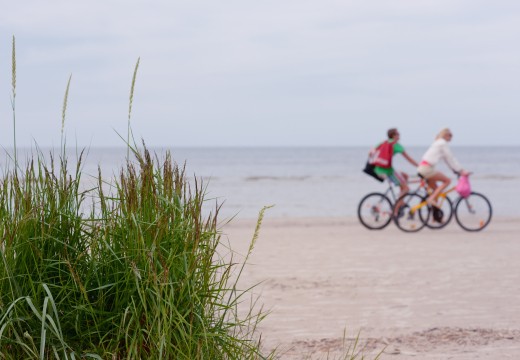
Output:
left=0, top=41, right=269, bottom=358
left=10, top=35, right=17, bottom=167
left=127, top=58, right=140, bottom=159
left=0, top=146, right=271, bottom=359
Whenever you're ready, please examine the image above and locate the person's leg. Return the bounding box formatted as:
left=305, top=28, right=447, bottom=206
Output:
left=427, top=178, right=437, bottom=191
left=426, top=172, right=451, bottom=205
left=392, top=172, right=409, bottom=216
left=397, top=172, right=409, bottom=197
left=426, top=178, right=437, bottom=199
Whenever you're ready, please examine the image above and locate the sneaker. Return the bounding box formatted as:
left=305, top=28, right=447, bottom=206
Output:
left=395, top=205, right=409, bottom=219
left=432, top=206, right=444, bottom=223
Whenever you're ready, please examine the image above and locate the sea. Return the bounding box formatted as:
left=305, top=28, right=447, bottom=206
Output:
left=2, top=146, right=519, bottom=220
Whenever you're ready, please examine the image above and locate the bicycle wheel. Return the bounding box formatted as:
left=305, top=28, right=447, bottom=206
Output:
left=454, top=192, right=492, bottom=231
left=357, top=192, right=393, bottom=230
left=425, top=195, right=453, bottom=230
left=393, top=193, right=429, bottom=232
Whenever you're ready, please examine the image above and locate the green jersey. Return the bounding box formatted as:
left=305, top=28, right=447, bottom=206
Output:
left=374, top=140, right=404, bottom=176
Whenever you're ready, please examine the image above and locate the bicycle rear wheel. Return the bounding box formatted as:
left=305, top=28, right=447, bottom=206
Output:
left=425, top=195, right=453, bottom=230
left=393, top=193, right=429, bottom=232
left=357, top=192, right=393, bottom=230
left=454, top=192, right=492, bottom=231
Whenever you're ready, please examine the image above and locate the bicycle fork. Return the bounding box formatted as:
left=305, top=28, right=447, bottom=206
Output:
left=460, top=198, right=475, bottom=214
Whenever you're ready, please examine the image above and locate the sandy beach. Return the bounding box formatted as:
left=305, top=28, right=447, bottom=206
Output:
left=224, top=216, right=520, bottom=359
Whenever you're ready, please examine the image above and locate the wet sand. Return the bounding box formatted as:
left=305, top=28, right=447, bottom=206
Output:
left=224, top=216, right=520, bottom=359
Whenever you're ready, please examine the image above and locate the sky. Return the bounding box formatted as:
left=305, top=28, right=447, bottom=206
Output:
left=1, top=0, right=520, bottom=148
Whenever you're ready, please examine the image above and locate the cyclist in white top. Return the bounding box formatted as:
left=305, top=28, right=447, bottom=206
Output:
left=417, top=128, right=469, bottom=206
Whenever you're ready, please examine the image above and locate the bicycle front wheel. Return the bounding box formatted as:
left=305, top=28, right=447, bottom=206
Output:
left=393, top=193, right=429, bottom=232
left=454, top=192, right=492, bottom=231
left=357, top=192, right=393, bottom=230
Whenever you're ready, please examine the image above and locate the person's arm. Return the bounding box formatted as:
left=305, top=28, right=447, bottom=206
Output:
left=402, top=151, right=418, bottom=167
left=441, top=143, right=464, bottom=173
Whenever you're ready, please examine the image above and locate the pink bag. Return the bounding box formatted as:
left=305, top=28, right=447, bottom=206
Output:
left=455, top=175, right=471, bottom=198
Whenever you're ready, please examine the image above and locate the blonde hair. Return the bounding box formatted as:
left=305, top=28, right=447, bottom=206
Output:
left=436, top=128, right=451, bottom=140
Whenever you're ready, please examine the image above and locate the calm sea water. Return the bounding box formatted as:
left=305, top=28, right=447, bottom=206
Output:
left=2, top=146, right=519, bottom=219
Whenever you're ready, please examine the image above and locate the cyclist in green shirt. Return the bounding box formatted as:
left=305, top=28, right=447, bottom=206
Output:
left=374, top=128, right=418, bottom=201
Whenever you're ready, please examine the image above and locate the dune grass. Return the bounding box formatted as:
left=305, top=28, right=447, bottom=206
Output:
left=0, top=40, right=269, bottom=358
left=0, top=145, right=271, bottom=359
left=10, top=35, right=17, bottom=168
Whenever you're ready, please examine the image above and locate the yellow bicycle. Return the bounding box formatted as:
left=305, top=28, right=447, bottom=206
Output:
left=393, top=176, right=492, bottom=232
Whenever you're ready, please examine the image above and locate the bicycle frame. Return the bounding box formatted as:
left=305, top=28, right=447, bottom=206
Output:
left=409, top=185, right=457, bottom=215
left=381, top=181, right=399, bottom=203
left=383, top=177, right=429, bottom=205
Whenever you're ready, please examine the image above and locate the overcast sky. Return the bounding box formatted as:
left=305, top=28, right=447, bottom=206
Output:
left=1, top=0, right=519, bottom=148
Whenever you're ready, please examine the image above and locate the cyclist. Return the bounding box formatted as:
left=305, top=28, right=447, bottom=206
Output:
left=417, top=128, right=469, bottom=208
left=370, top=128, right=418, bottom=206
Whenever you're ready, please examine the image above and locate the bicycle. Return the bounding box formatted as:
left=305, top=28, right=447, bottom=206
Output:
left=357, top=177, right=449, bottom=230
left=393, top=175, right=492, bottom=232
